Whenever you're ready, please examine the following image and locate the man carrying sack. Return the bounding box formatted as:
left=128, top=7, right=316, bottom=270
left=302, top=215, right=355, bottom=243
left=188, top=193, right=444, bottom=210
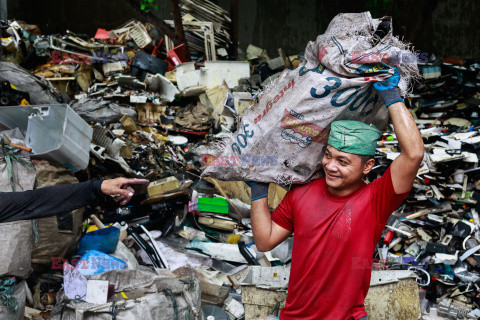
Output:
left=248, top=68, right=424, bottom=319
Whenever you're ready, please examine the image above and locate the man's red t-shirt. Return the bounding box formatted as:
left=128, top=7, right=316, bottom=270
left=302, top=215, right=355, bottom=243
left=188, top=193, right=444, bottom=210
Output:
left=271, top=167, right=408, bottom=320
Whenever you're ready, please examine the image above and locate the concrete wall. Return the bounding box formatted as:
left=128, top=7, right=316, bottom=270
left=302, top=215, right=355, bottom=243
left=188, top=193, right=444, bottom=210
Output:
left=219, top=0, right=367, bottom=56
left=415, top=0, right=480, bottom=59
left=5, top=0, right=480, bottom=59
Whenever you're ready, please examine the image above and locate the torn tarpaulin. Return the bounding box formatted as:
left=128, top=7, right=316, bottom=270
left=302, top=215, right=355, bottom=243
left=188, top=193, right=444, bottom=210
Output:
left=0, top=62, right=63, bottom=105
left=70, top=97, right=137, bottom=123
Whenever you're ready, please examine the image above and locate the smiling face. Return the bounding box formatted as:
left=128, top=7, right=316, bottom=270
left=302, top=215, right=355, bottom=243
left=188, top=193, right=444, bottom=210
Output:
left=322, top=145, right=375, bottom=196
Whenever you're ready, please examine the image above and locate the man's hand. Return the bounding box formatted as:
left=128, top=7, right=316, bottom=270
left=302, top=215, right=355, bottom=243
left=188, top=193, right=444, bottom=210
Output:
left=101, top=178, right=149, bottom=205
left=373, top=66, right=404, bottom=108
left=246, top=181, right=292, bottom=252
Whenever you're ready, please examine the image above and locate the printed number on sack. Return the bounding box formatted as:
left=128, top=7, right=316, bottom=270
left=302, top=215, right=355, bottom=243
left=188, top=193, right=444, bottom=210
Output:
left=310, top=77, right=378, bottom=116
left=310, top=77, right=341, bottom=99
left=232, top=124, right=254, bottom=155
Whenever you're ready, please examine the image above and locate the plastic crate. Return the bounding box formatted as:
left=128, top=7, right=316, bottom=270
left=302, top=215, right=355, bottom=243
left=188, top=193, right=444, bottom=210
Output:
left=0, top=104, right=93, bottom=172
left=168, top=44, right=187, bottom=66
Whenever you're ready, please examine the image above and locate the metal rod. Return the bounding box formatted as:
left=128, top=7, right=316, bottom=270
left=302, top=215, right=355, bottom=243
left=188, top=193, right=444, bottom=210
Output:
left=452, top=167, right=480, bottom=175
left=170, top=0, right=191, bottom=61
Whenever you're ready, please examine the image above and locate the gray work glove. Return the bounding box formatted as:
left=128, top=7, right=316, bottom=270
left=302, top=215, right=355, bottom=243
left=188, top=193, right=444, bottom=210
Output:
left=373, top=66, right=403, bottom=108
left=245, top=181, right=269, bottom=201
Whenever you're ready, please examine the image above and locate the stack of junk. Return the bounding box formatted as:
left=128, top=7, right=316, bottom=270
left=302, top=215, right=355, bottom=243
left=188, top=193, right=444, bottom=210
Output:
left=0, top=7, right=480, bottom=320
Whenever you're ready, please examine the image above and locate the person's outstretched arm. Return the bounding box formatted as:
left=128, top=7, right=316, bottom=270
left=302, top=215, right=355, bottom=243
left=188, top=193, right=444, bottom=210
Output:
left=0, top=178, right=149, bottom=223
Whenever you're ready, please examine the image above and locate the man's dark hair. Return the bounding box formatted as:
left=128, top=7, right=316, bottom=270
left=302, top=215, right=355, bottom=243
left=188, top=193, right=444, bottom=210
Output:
left=360, top=155, right=374, bottom=165
left=322, top=145, right=374, bottom=166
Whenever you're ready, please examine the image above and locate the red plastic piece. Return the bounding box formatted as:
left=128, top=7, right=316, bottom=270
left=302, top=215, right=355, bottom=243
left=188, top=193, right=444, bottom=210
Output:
left=94, top=28, right=111, bottom=40
left=383, top=230, right=394, bottom=245
left=168, top=44, right=187, bottom=67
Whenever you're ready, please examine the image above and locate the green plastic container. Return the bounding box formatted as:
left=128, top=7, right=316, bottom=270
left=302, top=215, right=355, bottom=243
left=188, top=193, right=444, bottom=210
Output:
left=197, top=197, right=229, bottom=214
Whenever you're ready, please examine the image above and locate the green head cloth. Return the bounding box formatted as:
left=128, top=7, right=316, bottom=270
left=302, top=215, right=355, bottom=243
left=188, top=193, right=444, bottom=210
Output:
left=327, top=120, right=381, bottom=156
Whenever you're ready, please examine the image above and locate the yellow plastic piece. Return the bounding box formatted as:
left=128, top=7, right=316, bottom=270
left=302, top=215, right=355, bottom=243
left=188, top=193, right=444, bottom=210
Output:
left=227, top=234, right=242, bottom=244
left=86, top=223, right=112, bottom=233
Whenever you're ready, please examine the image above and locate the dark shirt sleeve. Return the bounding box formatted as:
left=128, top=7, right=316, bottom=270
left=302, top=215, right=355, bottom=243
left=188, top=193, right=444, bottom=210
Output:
left=0, top=179, right=105, bottom=223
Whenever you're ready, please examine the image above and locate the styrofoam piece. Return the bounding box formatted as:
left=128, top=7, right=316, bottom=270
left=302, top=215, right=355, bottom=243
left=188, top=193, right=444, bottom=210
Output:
left=224, top=296, right=245, bottom=318
left=240, top=266, right=290, bottom=289
left=203, top=61, right=250, bottom=89
left=130, top=95, right=148, bottom=103
left=267, top=56, right=285, bottom=70
left=182, top=85, right=207, bottom=97
left=176, top=61, right=250, bottom=91
left=167, top=135, right=188, bottom=145
left=74, top=93, right=88, bottom=100
left=246, top=44, right=265, bottom=59
left=174, top=62, right=197, bottom=90
left=144, top=73, right=180, bottom=102
left=86, top=280, right=109, bottom=304
left=0, top=104, right=93, bottom=172
left=102, top=62, right=126, bottom=75
left=370, top=270, right=417, bottom=286
left=217, top=48, right=228, bottom=57
left=433, top=251, right=458, bottom=265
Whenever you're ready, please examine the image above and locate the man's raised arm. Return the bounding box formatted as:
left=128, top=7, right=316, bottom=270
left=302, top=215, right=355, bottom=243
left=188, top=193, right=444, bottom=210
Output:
left=375, top=67, right=424, bottom=193
left=388, top=102, right=424, bottom=193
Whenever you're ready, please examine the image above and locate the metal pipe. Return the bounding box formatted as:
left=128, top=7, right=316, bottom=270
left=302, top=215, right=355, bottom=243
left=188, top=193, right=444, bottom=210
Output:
left=170, top=0, right=191, bottom=61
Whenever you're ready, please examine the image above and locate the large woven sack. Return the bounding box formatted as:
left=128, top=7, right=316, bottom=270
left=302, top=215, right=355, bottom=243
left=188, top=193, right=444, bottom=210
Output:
left=0, top=155, right=36, bottom=194
left=31, top=160, right=84, bottom=265
left=0, top=221, right=33, bottom=278
left=203, top=12, right=418, bottom=185
left=0, top=156, right=36, bottom=278
left=50, top=269, right=203, bottom=320
left=0, top=280, right=26, bottom=320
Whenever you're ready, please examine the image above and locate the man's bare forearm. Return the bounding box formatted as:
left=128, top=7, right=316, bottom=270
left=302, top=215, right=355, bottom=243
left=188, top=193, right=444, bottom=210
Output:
left=388, top=102, right=424, bottom=160
left=387, top=101, right=424, bottom=193
left=251, top=198, right=273, bottom=251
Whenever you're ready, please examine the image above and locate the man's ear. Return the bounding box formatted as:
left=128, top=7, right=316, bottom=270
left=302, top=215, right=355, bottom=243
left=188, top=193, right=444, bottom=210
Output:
left=362, top=158, right=375, bottom=175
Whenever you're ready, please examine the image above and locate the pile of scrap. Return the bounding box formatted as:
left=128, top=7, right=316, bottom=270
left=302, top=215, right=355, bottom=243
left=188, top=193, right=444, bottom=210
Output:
left=0, top=15, right=296, bottom=320
left=372, top=56, right=480, bottom=319
left=164, top=0, right=232, bottom=60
